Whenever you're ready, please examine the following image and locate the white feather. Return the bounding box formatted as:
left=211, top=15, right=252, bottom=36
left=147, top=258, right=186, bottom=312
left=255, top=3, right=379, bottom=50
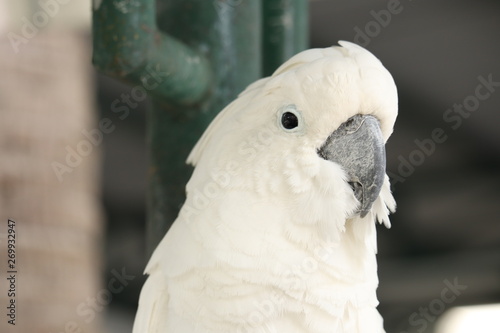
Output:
left=134, top=41, right=398, bottom=333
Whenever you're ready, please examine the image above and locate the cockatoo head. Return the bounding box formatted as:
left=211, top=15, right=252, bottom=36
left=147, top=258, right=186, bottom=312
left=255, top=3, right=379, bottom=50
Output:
left=187, top=41, right=397, bottom=235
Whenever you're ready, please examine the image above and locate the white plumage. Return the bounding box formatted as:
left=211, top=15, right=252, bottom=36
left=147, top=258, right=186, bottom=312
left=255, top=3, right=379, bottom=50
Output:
left=133, top=41, right=398, bottom=333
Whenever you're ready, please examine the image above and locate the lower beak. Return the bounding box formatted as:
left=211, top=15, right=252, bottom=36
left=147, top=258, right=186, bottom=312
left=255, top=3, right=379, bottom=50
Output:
left=317, top=114, right=386, bottom=217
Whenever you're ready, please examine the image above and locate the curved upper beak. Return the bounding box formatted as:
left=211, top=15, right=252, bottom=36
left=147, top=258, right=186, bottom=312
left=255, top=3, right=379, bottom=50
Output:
left=317, top=114, right=386, bottom=217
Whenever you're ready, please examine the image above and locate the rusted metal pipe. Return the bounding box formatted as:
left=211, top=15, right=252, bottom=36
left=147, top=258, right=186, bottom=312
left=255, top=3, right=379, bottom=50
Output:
left=93, top=0, right=212, bottom=104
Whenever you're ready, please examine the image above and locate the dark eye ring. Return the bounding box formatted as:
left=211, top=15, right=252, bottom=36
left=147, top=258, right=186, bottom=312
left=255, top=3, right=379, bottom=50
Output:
left=281, top=112, right=299, bottom=130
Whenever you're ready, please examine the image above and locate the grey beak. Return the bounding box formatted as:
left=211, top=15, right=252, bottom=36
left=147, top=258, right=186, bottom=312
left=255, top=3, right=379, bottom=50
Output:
left=317, top=114, right=386, bottom=217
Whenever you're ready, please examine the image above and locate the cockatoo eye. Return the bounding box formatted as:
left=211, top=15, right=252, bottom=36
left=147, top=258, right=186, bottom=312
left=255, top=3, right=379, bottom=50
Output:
left=278, top=105, right=303, bottom=132
left=281, top=112, right=298, bottom=129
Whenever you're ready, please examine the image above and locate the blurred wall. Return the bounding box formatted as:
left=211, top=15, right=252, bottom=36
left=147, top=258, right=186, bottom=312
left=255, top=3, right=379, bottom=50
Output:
left=0, top=1, right=106, bottom=333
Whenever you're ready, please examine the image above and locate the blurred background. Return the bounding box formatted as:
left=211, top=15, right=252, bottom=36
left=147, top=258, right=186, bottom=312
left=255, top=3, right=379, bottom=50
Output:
left=0, top=0, right=499, bottom=332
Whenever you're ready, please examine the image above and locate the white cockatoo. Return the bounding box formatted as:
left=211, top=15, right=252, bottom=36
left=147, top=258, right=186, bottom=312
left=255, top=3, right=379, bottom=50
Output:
left=133, top=41, right=398, bottom=333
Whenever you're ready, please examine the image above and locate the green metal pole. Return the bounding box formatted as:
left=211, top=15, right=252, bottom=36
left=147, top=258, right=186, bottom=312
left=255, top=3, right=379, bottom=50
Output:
left=262, top=0, right=309, bottom=76
left=148, top=0, right=262, bottom=253
left=93, top=0, right=262, bottom=254
left=93, top=0, right=212, bottom=103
